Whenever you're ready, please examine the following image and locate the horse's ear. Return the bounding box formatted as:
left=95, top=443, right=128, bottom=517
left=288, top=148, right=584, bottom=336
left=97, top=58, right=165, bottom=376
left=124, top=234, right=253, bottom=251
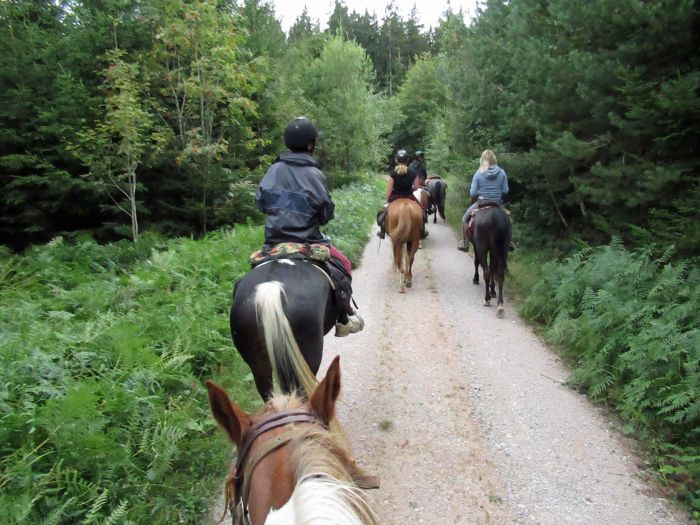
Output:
left=205, top=380, right=251, bottom=447
left=310, top=355, right=341, bottom=425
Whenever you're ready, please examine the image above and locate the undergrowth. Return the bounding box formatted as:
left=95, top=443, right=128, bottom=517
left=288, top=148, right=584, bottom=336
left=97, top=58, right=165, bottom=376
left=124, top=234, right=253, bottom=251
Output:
left=519, top=241, right=700, bottom=515
left=443, top=172, right=699, bottom=516
left=0, top=177, right=383, bottom=524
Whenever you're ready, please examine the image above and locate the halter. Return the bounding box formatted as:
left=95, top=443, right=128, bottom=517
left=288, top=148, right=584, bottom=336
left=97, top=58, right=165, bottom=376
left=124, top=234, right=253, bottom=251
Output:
left=221, top=408, right=326, bottom=525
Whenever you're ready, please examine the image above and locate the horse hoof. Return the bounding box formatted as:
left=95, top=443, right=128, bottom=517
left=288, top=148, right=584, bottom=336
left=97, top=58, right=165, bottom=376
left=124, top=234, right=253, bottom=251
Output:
left=406, top=281, right=412, bottom=288
left=497, top=305, right=505, bottom=318
left=483, top=300, right=491, bottom=307
left=490, top=292, right=497, bottom=299
left=473, top=279, right=479, bottom=285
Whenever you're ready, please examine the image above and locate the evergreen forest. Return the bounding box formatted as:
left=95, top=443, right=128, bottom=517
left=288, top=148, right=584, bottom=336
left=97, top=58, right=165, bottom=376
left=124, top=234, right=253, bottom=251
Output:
left=1, top=0, right=698, bottom=522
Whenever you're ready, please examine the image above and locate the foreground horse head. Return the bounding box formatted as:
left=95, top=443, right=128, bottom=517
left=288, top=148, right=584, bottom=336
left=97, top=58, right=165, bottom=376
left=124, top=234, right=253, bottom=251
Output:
left=386, top=198, right=423, bottom=293
left=231, top=260, right=337, bottom=399
left=473, top=205, right=510, bottom=317
left=206, top=356, right=379, bottom=525
left=427, top=178, right=447, bottom=223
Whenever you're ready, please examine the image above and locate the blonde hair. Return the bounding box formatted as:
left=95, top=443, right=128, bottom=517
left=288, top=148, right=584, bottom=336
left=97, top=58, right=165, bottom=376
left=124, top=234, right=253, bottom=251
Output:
left=479, top=149, right=497, bottom=173
left=394, top=164, right=408, bottom=175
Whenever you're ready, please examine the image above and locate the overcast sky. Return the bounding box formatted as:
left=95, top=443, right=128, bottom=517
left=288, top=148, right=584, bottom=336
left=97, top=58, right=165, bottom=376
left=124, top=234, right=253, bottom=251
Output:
left=270, top=0, right=479, bottom=32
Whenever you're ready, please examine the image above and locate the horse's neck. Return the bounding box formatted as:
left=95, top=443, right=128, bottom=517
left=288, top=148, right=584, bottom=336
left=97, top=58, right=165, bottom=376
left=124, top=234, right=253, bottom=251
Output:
left=262, top=429, right=374, bottom=525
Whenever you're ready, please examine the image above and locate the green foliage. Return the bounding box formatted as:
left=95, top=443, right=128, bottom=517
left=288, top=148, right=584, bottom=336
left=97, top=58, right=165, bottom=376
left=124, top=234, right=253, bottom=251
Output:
left=322, top=174, right=385, bottom=265
left=424, top=0, right=700, bottom=253
left=519, top=242, right=700, bottom=510
left=0, top=178, right=380, bottom=523
left=302, top=36, right=393, bottom=174
left=392, top=56, right=448, bottom=153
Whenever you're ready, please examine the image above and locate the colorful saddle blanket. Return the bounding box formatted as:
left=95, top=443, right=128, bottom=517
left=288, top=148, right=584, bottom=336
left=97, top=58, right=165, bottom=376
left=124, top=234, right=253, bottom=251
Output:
left=249, top=242, right=331, bottom=267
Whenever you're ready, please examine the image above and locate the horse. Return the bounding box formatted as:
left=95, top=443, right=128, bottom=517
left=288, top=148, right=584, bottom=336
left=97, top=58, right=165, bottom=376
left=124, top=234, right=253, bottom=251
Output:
left=427, top=178, right=447, bottom=223
left=206, top=356, right=380, bottom=525
left=386, top=198, right=423, bottom=292
left=472, top=205, right=510, bottom=317
left=230, top=259, right=337, bottom=399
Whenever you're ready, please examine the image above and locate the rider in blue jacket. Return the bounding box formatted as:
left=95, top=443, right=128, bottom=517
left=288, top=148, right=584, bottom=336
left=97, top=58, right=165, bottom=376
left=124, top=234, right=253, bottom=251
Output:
left=458, top=149, right=515, bottom=252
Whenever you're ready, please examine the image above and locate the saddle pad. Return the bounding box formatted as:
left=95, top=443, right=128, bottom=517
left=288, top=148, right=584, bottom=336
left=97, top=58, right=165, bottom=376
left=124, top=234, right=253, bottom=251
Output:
left=249, top=242, right=331, bottom=266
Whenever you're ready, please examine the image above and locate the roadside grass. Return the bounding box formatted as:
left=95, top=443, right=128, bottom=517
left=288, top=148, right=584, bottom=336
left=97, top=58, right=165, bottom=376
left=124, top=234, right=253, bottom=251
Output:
left=442, top=172, right=699, bottom=516
left=0, top=176, right=384, bottom=524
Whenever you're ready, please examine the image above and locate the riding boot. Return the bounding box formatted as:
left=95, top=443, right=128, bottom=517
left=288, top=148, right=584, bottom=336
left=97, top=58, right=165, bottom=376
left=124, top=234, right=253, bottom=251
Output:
left=458, top=223, right=469, bottom=252
left=334, top=294, right=364, bottom=337
left=376, top=210, right=386, bottom=239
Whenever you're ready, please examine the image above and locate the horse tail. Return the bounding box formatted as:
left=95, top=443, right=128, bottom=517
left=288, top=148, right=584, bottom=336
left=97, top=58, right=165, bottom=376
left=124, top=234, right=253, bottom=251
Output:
left=388, top=202, right=411, bottom=272
left=254, top=281, right=318, bottom=397
left=491, top=207, right=510, bottom=276
left=437, top=181, right=446, bottom=220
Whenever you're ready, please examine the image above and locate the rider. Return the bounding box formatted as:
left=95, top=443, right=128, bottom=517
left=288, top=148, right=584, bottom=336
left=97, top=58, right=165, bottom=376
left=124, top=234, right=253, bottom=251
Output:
left=410, top=151, right=428, bottom=187
left=457, top=149, right=516, bottom=252
left=256, top=117, right=364, bottom=337
left=377, top=149, right=419, bottom=239
left=410, top=151, right=430, bottom=237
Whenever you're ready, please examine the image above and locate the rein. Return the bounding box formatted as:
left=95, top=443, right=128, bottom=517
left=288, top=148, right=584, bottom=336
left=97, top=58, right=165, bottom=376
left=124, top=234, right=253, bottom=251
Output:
left=221, top=409, right=326, bottom=525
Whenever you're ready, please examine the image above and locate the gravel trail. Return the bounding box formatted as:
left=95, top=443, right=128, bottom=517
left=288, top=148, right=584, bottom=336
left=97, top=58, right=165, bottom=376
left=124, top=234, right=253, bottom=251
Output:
left=213, top=220, right=691, bottom=524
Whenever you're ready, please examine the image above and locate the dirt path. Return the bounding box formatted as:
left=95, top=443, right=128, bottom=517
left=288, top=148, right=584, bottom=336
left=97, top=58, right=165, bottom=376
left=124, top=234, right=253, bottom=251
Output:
left=212, top=221, right=691, bottom=524
left=315, top=221, right=690, bottom=524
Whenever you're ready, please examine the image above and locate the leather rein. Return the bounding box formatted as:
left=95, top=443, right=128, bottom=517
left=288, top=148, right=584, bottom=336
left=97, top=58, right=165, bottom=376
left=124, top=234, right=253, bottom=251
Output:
left=220, top=408, right=326, bottom=525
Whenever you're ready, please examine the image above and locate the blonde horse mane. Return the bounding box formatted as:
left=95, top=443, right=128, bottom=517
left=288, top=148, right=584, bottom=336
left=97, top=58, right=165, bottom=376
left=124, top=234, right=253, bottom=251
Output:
left=263, top=393, right=380, bottom=525
left=254, top=281, right=318, bottom=397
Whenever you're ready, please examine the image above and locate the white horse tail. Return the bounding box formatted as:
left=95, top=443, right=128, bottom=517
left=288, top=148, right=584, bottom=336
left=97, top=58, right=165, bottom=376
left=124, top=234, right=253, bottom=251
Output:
left=254, top=281, right=318, bottom=397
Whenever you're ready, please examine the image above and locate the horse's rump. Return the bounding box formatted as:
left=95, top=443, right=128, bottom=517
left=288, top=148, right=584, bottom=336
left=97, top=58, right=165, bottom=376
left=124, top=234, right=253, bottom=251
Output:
left=386, top=199, right=422, bottom=273
left=231, top=260, right=337, bottom=398
left=474, top=206, right=510, bottom=275
left=427, top=179, right=447, bottom=220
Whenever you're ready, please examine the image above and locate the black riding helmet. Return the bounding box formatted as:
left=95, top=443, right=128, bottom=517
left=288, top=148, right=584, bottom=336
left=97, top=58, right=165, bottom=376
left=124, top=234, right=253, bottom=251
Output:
left=284, top=117, right=318, bottom=152
left=395, top=149, right=409, bottom=163
left=415, top=150, right=424, bottom=158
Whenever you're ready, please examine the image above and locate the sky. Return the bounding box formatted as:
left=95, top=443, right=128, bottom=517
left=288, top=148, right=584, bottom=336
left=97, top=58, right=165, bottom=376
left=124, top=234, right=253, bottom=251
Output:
left=270, top=0, right=479, bottom=33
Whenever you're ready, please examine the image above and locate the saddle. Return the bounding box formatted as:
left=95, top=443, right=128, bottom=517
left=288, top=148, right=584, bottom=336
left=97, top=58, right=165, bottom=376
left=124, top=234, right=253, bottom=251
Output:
left=466, top=202, right=503, bottom=240
left=249, top=242, right=330, bottom=266
left=249, top=242, right=354, bottom=315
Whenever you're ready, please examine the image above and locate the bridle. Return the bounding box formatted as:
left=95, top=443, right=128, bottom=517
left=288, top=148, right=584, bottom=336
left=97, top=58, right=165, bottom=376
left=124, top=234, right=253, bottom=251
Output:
left=221, top=408, right=326, bottom=525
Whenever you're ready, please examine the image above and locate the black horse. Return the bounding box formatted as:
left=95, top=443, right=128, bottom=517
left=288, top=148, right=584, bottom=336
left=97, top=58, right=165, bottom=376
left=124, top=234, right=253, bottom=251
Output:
left=230, top=259, right=337, bottom=399
left=472, top=205, right=510, bottom=317
left=427, top=178, right=447, bottom=223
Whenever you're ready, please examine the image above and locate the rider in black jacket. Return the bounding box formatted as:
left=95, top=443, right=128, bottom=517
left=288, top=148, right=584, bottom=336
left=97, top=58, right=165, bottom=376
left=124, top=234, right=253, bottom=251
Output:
left=256, top=117, right=363, bottom=337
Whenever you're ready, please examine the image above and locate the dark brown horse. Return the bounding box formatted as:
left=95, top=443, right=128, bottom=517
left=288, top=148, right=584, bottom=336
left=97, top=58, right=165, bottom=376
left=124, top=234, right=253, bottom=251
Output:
left=230, top=260, right=337, bottom=399
left=472, top=205, right=510, bottom=317
left=427, top=178, right=447, bottom=223
left=386, top=198, right=423, bottom=292
left=206, top=356, right=379, bottom=525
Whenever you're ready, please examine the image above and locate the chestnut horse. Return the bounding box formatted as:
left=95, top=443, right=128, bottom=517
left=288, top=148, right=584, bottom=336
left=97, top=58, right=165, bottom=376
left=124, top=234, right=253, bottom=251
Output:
left=206, top=356, right=379, bottom=525
left=386, top=198, right=423, bottom=292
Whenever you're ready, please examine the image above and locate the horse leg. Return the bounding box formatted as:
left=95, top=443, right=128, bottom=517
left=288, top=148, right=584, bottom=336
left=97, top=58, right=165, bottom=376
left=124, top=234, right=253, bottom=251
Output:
left=496, top=273, right=505, bottom=318
left=482, top=263, right=491, bottom=307
left=472, top=249, right=480, bottom=285
left=405, top=244, right=413, bottom=288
